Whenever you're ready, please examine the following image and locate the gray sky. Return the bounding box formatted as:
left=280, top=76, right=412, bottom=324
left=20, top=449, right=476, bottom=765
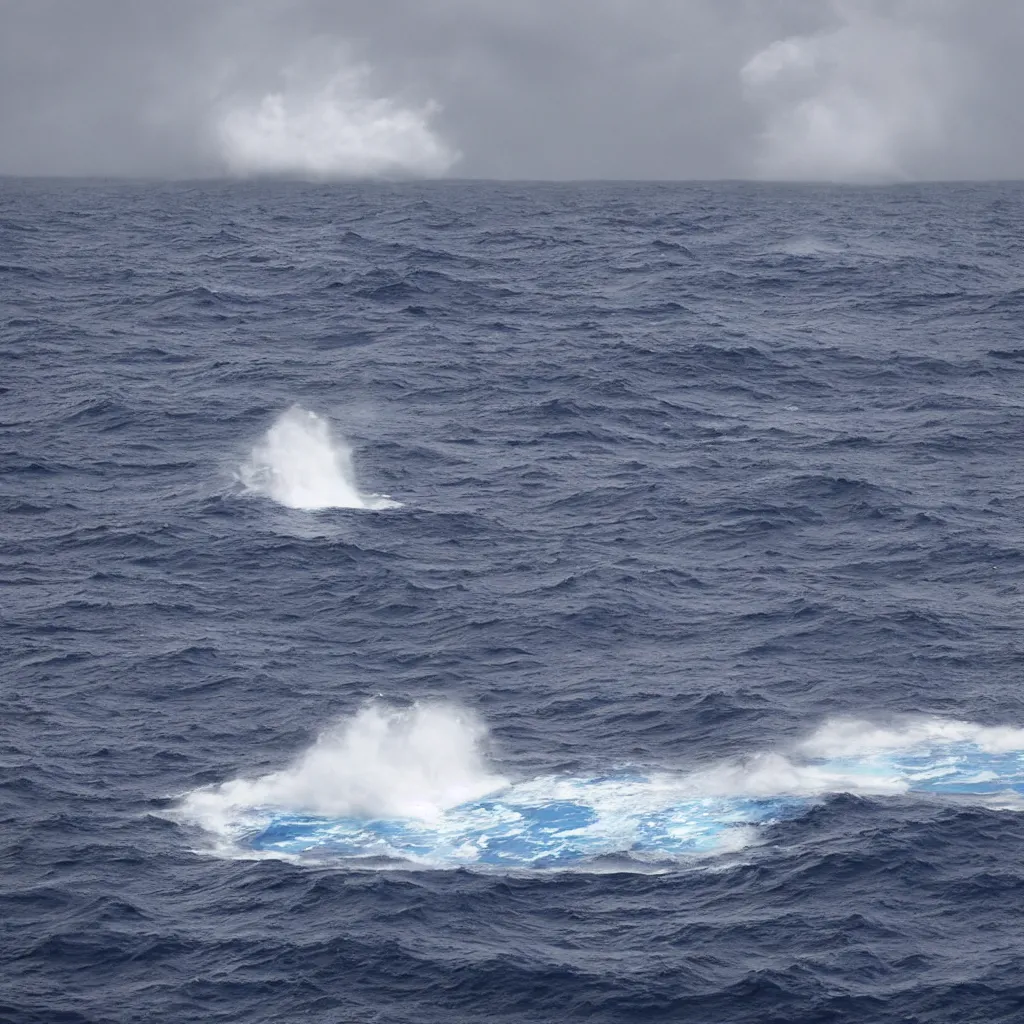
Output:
left=0, top=0, right=1022, bottom=180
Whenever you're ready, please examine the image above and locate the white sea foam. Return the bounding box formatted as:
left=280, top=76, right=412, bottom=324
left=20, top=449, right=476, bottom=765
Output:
left=238, top=406, right=399, bottom=511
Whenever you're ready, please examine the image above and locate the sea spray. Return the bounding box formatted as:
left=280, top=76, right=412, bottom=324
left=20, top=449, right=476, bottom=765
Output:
left=238, top=406, right=400, bottom=510
left=797, top=717, right=1024, bottom=758
left=182, top=703, right=507, bottom=832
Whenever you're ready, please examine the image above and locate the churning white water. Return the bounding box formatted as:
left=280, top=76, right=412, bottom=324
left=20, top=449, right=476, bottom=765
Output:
left=178, top=710, right=1024, bottom=868
left=181, top=702, right=506, bottom=831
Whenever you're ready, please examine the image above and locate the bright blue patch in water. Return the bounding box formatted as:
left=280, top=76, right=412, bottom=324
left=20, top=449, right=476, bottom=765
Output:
left=244, top=786, right=807, bottom=866
left=242, top=748, right=1024, bottom=867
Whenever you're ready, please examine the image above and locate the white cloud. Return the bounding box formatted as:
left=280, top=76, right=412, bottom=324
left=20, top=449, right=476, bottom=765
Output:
left=216, top=66, right=459, bottom=178
left=741, top=2, right=950, bottom=181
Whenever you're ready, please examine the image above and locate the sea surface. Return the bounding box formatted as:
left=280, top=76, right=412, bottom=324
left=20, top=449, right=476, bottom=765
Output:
left=3, top=178, right=1024, bottom=1022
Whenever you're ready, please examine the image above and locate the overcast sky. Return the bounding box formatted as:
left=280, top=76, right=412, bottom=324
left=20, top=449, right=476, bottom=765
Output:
left=1, top=0, right=1022, bottom=181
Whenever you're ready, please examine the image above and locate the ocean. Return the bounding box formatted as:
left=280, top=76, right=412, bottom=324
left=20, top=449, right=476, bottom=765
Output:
left=3, top=178, right=1024, bottom=1022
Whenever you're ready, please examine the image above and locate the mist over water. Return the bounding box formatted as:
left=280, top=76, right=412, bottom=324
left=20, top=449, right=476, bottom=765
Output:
left=3, top=0, right=1024, bottom=180
left=238, top=406, right=400, bottom=510
left=741, top=6, right=948, bottom=181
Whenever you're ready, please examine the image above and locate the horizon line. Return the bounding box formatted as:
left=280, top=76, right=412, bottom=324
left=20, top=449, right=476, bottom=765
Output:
left=3, top=173, right=1024, bottom=187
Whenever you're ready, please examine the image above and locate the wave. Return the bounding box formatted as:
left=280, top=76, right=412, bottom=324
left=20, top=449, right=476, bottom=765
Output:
left=177, top=708, right=1024, bottom=870
left=237, top=406, right=400, bottom=511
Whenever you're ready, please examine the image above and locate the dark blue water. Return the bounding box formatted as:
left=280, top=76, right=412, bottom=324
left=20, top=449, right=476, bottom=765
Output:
left=4, top=179, right=1024, bottom=1022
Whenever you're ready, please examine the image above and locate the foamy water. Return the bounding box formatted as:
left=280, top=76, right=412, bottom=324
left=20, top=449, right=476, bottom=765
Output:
left=238, top=407, right=400, bottom=511
left=178, top=709, right=1024, bottom=869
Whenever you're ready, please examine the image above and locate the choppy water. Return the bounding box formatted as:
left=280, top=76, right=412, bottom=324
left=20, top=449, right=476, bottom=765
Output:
left=4, top=179, right=1024, bottom=1022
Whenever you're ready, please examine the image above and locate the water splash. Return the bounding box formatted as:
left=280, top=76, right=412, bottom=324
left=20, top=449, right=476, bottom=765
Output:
left=179, top=712, right=1024, bottom=870
left=238, top=406, right=400, bottom=511
left=182, top=703, right=505, bottom=834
